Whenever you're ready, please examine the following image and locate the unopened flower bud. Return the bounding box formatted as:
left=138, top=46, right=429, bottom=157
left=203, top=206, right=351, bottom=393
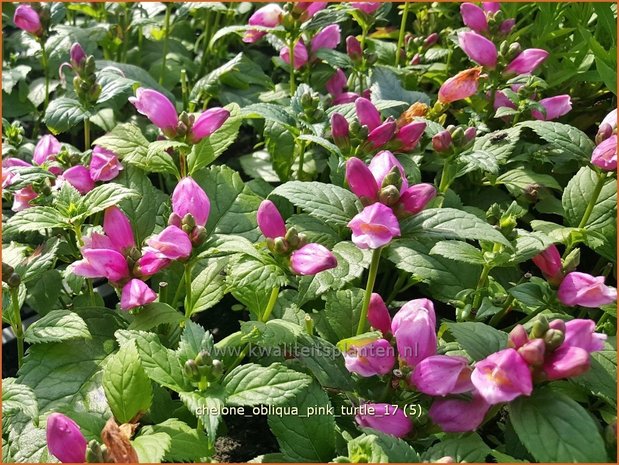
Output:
left=548, top=319, right=566, bottom=333
left=530, top=315, right=550, bottom=339
left=543, top=328, right=565, bottom=351
left=508, top=324, right=529, bottom=349
left=85, top=440, right=105, bottom=463
left=182, top=213, right=196, bottom=230
left=432, top=130, right=452, bottom=152
left=195, top=350, right=213, bottom=367
left=378, top=185, right=401, bottom=206
left=211, top=359, right=224, bottom=378
left=596, top=123, right=614, bottom=144
left=464, top=127, right=477, bottom=142
left=184, top=359, right=200, bottom=381
left=562, top=248, right=580, bottom=273
left=381, top=166, right=403, bottom=190
left=410, top=53, right=421, bottom=65
left=190, top=226, right=208, bottom=246
left=518, top=339, right=546, bottom=366
left=285, top=227, right=300, bottom=249
left=424, top=33, right=439, bottom=47
left=273, top=237, right=289, bottom=254
left=506, top=42, right=522, bottom=61
left=451, top=127, right=466, bottom=146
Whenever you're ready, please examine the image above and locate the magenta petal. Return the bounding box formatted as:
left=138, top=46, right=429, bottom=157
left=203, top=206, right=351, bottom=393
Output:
left=120, top=279, right=157, bottom=310
left=89, top=146, right=122, bottom=182
left=368, top=150, right=408, bottom=190
left=145, top=226, right=193, bottom=260
left=592, top=135, right=617, bottom=171
left=46, top=413, right=87, bottom=463
left=396, top=121, right=426, bottom=151
left=557, top=272, right=617, bottom=308
left=326, top=68, right=347, bottom=96
left=355, top=403, right=412, bottom=437
left=344, top=338, right=395, bottom=377
left=471, top=348, right=533, bottom=404
left=191, top=108, right=230, bottom=142
left=399, top=183, right=436, bottom=215
left=368, top=293, right=392, bottom=335
left=74, top=248, right=129, bottom=283
left=311, top=24, right=341, bottom=51
left=257, top=199, right=287, bottom=239
left=104, top=207, right=136, bottom=252
left=412, top=355, right=473, bottom=396
left=280, top=41, right=309, bottom=69
left=355, top=97, right=382, bottom=131
left=438, top=68, right=481, bottom=104
left=543, top=345, right=590, bottom=380
left=33, top=134, right=61, bottom=165
left=171, top=177, right=210, bottom=227
left=505, top=48, right=549, bottom=75
left=458, top=31, right=498, bottom=68
left=14, top=5, right=42, bottom=35
left=460, top=3, right=488, bottom=32
left=531, top=95, right=572, bottom=121
left=137, top=252, right=171, bottom=277
left=428, top=393, right=490, bottom=433
left=290, top=243, right=337, bottom=275
left=348, top=203, right=401, bottom=249
left=129, top=88, right=178, bottom=130
left=346, top=157, right=379, bottom=200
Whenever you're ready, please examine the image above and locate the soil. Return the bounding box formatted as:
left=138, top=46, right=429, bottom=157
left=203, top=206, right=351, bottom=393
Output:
left=213, top=414, right=279, bottom=463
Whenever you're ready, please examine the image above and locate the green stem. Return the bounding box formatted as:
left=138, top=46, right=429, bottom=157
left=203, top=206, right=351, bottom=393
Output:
left=296, top=139, right=306, bottom=181
left=395, top=2, right=409, bottom=67
left=40, top=39, right=50, bottom=112
left=10, top=286, right=24, bottom=369
left=261, top=287, right=280, bottom=323
left=436, top=159, right=455, bottom=207
left=288, top=36, right=298, bottom=96
left=184, top=262, right=194, bottom=318
left=84, top=118, right=91, bottom=150
left=489, top=295, right=515, bottom=327
left=87, top=279, right=96, bottom=305
left=198, top=11, right=212, bottom=77
left=471, top=264, right=492, bottom=311
left=181, top=69, right=189, bottom=110
left=159, top=3, right=172, bottom=85
left=597, top=313, right=610, bottom=330
left=359, top=24, right=370, bottom=90
left=386, top=272, right=409, bottom=305
left=357, top=248, right=383, bottom=335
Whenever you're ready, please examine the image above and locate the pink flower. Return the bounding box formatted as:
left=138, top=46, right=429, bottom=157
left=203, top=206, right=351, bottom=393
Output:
left=368, top=293, right=392, bottom=335
left=601, top=109, right=617, bottom=131
left=73, top=248, right=130, bottom=283
left=14, top=5, right=42, bottom=35
left=355, top=403, right=412, bottom=438
left=368, top=120, right=397, bottom=149
left=280, top=41, right=309, bottom=69
left=391, top=299, right=437, bottom=367
left=344, top=338, right=395, bottom=377
left=333, top=92, right=361, bottom=105
left=531, top=95, right=572, bottom=121
left=33, top=134, right=61, bottom=166
left=591, top=135, right=617, bottom=171
left=326, top=68, right=347, bottom=97
left=482, top=2, right=501, bottom=13
left=471, top=349, right=533, bottom=404
left=311, top=24, right=341, bottom=51
left=458, top=31, right=497, bottom=68
left=432, top=130, right=453, bottom=152
left=507, top=324, right=529, bottom=349
left=11, top=186, right=38, bottom=212
left=144, top=226, right=193, bottom=261
left=563, top=319, right=607, bottom=353
left=396, top=121, right=426, bottom=151
left=368, top=150, right=408, bottom=190
left=120, top=279, right=157, bottom=310
left=331, top=113, right=350, bottom=144
left=3, top=157, right=31, bottom=168
left=428, top=393, right=490, bottom=433
left=355, top=97, right=382, bottom=132
left=505, top=49, right=549, bottom=75
left=129, top=88, right=178, bottom=131
left=351, top=2, right=382, bottom=14
left=70, top=43, right=86, bottom=67
left=499, top=18, right=515, bottom=35
left=46, top=413, right=87, bottom=463
left=412, top=355, right=473, bottom=396
left=517, top=339, right=546, bottom=367
left=399, top=183, right=436, bottom=215
left=137, top=252, right=170, bottom=277
left=89, top=146, right=122, bottom=182
left=493, top=90, right=516, bottom=110
left=295, top=2, right=328, bottom=20
left=460, top=3, right=488, bottom=32
left=61, top=165, right=95, bottom=194
left=2, top=170, right=16, bottom=189
left=346, top=35, right=362, bottom=60
left=257, top=199, right=287, bottom=239
left=438, top=67, right=482, bottom=104
left=190, top=108, right=230, bottom=143
left=172, top=177, right=210, bottom=227
left=346, top=157, right=379, bottom=201
left=290, top=243, right=338, bottom=275
left=557, top=272, right=617, bottom=308
left=243, top=3, right=283, bottom=43
left=348, top=203, right=401, bottom=249
left=104, top=207, right=136, bottom=253
left=532, top=244, right=563, bottom=282
left=543, top=345, right=590, bottom=380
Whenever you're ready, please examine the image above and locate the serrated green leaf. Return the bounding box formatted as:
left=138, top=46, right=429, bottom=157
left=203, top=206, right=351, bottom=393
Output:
left=189, top=259, right=227, bottom=316
left=2, top=379, right=38, bottom=420
left=78, top=183, right=139, bottom=219
left=445, top=322, right=508, bottom=361
left=92, top=123, right=149, bottom=161
left=43, top=97, right=90, bottom=134
left=141, top=419, right=212, bottom=462
left=25, top=310, right=90, bottom=344
left=5, top=206, right=69, bottom=234
left=178, top=389, right=225, bottom=442
left=518, top=120, right=595, bottom=162
left=132, top=432, right=171, bottom=463
left=572, top=350, right=617, bottom=405
left=430, top=240, right=485, bottom=265
left=423, top=433, right=491, bottom=463
left=128, top=302, right=184, bottom=331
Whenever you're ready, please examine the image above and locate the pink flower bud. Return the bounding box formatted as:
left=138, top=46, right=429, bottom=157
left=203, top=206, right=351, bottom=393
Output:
left=471, top=349, right=533, bottom=404
left=61, top=165, right=95, bottom=194
left=243, top=3, right=283, bottom=42
left=368, top=120, right=397, bottom=148
left=499, top=18, right=516, bottom=35
left=368, top=150, right=408, bottom=190
left=517, top=339, right=546, bottom=367
left=104, top=207, right=136, bottom=252
left=355, top=403, right=412, bottom=438
left=368, top=293, right=392, bottom=334
left=326, top=68, right=347, bottom=96
left=549, top=319, right=566, bottom=333
left=601, top=109, right=617, bottom=131
left=11, top=186, right=38, bottom=212
left=331, top=113, right=350, bottom=144
left=70, top=43, right=86, bottom=67
left=563, top=319, right=607, bottom=353
left=3, top=157, right=31, bottom=168
left=531, top=95, right=572, bottom=121
left=543, top=345, right=590, bottom=380
left=432, top=130, right=453, bottom=152
left=73, top=248, right=129, bottom=283
left=172, top=177, right=210, bottom=227
left=464, top=127, right=477, bottom=141
left=33, top=134, right=61, bottom=166
left=424, top=32, right=439, bottom=47
left=460, top=3, right=488, bottom=32
left=591, top=135, right=617, bottom=171
left=295, top=2, right=328, bottom=20
left=290, top=243, right=337, bottom=275
left=355, top=97, right=382, bottom=132
left=2, top=171, right=16, bottom=189
left=557, top=272, right=617, bottom=308
left=46, top=413, right=87, bottom=463
left=120, top=279, right=157, bottom=310
left=348, top=203, right=401, bottom=249
left=311, top=24, right=341, bottom=51
left=438, top=67, right=482, bottom=104
left=532, top=244, right=563, bottom=281
left=129, top=88, right=179, bottom=131
left=137, top=252, right=170, bottom=277
left=144, top=226, right=193, bottom=260
left=412, top=355, right=473, bottom=396
left=428, top=393, right=490, bottom=433
left=458, top=31, right=497, bottom=68
left=391, top=298, right=436, bottom=367
left=493, top=90, right=517, bottom=110
left=257, top=199, right=287, bottom=239
left=346, top=157, right=379, bottom=201
left=14, top=5, right=42, bottom=35
left=89, top=146, right=122, bottom=182
left=190, top=108, right=230, bottom=142
left=280, top=41, right=309, bottom=69
left=346, top=35, right=362, bottom=61
left=399, top=183, right=436, bottom=215
left=344, top=338, right=395, bottom=377
left=333, top=92, right=361, bottom=105
left=505, top=48, right=549, bottom=75
left=351, top=2, right=382, bottom=14
left=482, top=2, right=501, bottom=13
left=396, top=121, right=426, bottom=151
left=410, top=53, right=421, bottom=65
left=507, top=324, right=529, bottom=349
left=596, top=123, right=614, bottom=144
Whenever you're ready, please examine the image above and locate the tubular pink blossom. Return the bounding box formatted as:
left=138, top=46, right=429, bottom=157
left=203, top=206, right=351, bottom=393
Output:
left=458, top=31, right=497, bottom=68
left=601, top=109, right=617, bottom=131
left=399, top=183, right=436, bottom=215
left=505, top=48, right=549, bottom=75
left=493, top=90, right=516, bottom=110
left=355, top=403, right=412, bottom=438
left=432, top=130, right=453, bottom=152
left=460, top=3, right=488, bottom=32
left=543, top=345, right=590, bottom=380
left=346, top=35, right=363, bottom=61
left=499, top=18, right=516, bottom=35
left=326, top=68, right=347, bottom=96
left=368, top=120, right=397, bottom=148
left=557, top=272, right=617, bottom=308
left=532, top=244, right=563, bottom=281
left=351, top=2, right=382, bottom=14
left=70, top=43, right=86, bottom=67
left=33, top=134, right=61, bottom=166
left=137, top=252, right=170, bottom=277
left=563, top=319, right=607, bottom=353
left=368, top=293, right=392, bottom=334
left=172, top=177, right=210, bottom=227
left=144, top=226, right=193, bottom=260
left=396, top=121, right=426, bottom=151
left=104, top=207, right=136, bottom=252
left=348, top=203, right=401, bottom=249
left=346, top=157, right=378, bottom=201
left=120, top=279, right=157, bottom=310
left=412, top=355, right=473, bottom=396
left=257, top=199, right=287, bottom=239
left=482, top=2, right=501, bottom=13
left=12, top=186, right=38, bottom=212
left=331, top=113, right=350, bottom=144
left=191, top=108, right=230, bottom=142
left=591, top=135, right=617, bottom=171
left=46, top=413, right=87, bottom=463
left=290, top=243, right=338, bottom=275
left=61, top=165, right=95, bottom=194
left=507, top=324, right=529, bottom=349
left=392, top=298, right=437, bottom=331
left=280, top=41, right=309, bottom=69
left=89, top=146, right=122, bottom=182
left=344, top=338, right=395, bottom=377
left=3, top=157, right=32, bottom=168
left=296, top=2, right=328, bottom=20
left=14, top=5, right=42, bottom=35
left=73, top=248, right=130, bottom=283
left=355, top=97, right=382, bottom=132
left=368, top=150, right=408, bottom=190
left=243, top=2, right=283, bottom=42
left=129, top=88, right=178, bottom=131
left=531, top=95, right=572, bottom=121
left=392, top=299, right=437, bottom=367
left=333, top=92, right=360, bottom=105
left=517, top=339, right=546, bottom=367
left=438, top=67, right=482, bottom=104
left=471, top=348, right=533, bottom=404
left=428, top=393, right=490, bottom=433
left=311, top=24, right=341, bottom=51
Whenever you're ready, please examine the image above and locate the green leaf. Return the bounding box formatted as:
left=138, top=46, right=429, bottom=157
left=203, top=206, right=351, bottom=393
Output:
left=430, top=240, right=485, bottom=265
left=178, top=389, right=224, bottom=442
left=347, top=431, right=420, bottom=463
left=241, top=319, right=304, bottom=348
left=315, top=288, right=364, bottom=342
left=141, top=419, right=212, bottom=462
left=96, top=69, right=136, bottom=105
left=241, top=103, right=297, bottom=130
left=128, top=302, right=184, bottom=331
left=6, top=417, right=52, bottom=463
left=298, top=134, right=343, bottom=158
left=78, top=183, right=140, bottom=219
left=518, top=120, right=595, bottom=162
left=103, top=342, right=153, bottom=424
left=223, top=363, right=312, bottom=406
left=572, top=350, right=617, bottom=405
left=400, top=208, right=511, bottom=246
left=2, top=379, right=38, bottom=420
left=92, top=123, right=149, bottom=161
left=268, top=383, right=336, bottom=462
left=271, top=181, right=362, bottom=227
left=496, top=167, right=562, bottom=192
left=176, top=321, right=212, bottom=364
left=444, top=322, right=508, bottom=361
left=5, top=206, right=69, bottom=234
left=472, top=127, right=522, bottom=162
left=509, top=386, right=608, bottom=462
left=228, top=253, right=289, bottom=298
left=188, top=103, right=242, bottom=174
left=24, top=310, right=90, bottom=344
left=563, top=167, right=616, bottom=231
left=43, top=97, right=90, bottom=134
left=264, top=121, right=295, bottom=181
left=132, top=432, right=171, bottom=463
left=189, top=259, right=227, bottom=316
left=295, top=334, right=355, bottom=391
left=423, top=433, right=491, bottom=463
left=458, top=150, right=500, bottom=176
